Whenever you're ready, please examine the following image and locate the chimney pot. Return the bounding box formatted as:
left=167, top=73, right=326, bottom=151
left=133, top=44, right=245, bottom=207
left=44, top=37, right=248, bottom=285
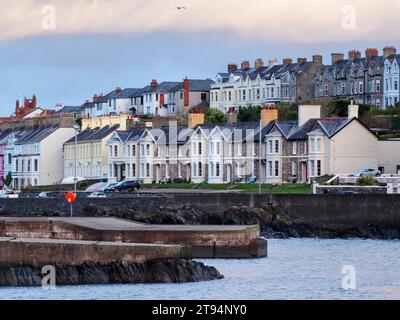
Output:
left=297, top=57, right=307, bottom=64
left=331, top=53, right=345, bottom=65
left=348, top=50, right=361, bottom=61
left=228, top=63, right=238, bottom=73
left=348, top=102, right=359, bottom=119
left=365, top=48, right=379, bottom=60
left=283, top=58, right=293, bottom=65
left=260, top=105, right=278, bottom=126
left=383, top=46, right=397, bottom=59
left=241, top=61, right=250, bottom=70
left=313, top=55, right=323, bottom=64
left=298, top=105, right=321, bottom=127
left=255, top=58, right=264, bottom=69
left=151, top=79, right=158, bottom=89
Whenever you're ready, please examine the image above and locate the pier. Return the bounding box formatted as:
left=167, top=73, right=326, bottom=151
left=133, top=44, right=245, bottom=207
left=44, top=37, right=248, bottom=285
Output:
left=0, top=217, right=268, bottom=260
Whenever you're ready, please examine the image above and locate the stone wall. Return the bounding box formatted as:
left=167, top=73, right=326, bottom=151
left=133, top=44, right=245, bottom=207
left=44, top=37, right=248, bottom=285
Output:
left=1, top=193, right=400, bottom=231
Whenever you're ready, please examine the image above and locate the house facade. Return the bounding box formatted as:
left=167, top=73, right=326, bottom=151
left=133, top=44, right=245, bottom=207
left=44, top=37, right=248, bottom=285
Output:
left=210, top=56, right=323, bottom=113
left=264, top=104, right=378, bottom=183
left=11, top=126, right=75, bottom=189
left=315, top=47, right=398, bottom=109
left=63, top=125, right=120, bottom=180
left=383, top=50, right=400, bottom=108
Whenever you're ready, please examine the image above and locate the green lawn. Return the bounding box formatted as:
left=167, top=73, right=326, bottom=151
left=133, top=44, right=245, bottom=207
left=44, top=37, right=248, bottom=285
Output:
left=141, top=183, right=312, bottom=194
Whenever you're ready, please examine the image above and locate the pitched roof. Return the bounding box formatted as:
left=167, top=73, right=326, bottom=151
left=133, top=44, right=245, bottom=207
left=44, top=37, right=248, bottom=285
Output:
left=58, top=105, right=85, bottom=113
left=15, top=126, right=60, bottom=145
left=267, top=117, right=373, bottom=141
left=65, top=125, right=120, bottom=144
left=170, top=79, right=214, bottom=92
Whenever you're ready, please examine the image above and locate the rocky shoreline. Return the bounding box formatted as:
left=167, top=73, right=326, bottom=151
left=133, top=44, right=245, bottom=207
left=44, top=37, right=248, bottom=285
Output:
left=0, top=260, right=223, bottom=287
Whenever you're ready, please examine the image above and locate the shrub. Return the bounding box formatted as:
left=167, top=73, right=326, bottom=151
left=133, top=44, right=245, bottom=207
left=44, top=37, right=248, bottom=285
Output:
left=357, top=175, right=375, bottom=186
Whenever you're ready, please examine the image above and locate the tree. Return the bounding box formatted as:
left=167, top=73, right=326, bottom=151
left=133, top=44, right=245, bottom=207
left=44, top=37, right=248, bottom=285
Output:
left=205, top=108, right=225, bottom=124
left=278, top=103, right=298, bottom=121
left=4, top=172, right=12, bottom=187
left=237, top=106, right=261, bottom=122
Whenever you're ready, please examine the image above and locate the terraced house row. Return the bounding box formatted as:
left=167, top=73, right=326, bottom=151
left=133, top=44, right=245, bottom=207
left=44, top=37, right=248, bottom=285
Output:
left=62, top=103, right=391, bottom=185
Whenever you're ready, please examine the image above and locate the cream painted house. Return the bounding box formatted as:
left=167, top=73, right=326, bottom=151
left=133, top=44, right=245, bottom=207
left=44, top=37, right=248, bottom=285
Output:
left=63, top=125, right=119, bottom=180
left=378, top=141, right=400, bottom=174
left=81, top=114, right=130, bottom=130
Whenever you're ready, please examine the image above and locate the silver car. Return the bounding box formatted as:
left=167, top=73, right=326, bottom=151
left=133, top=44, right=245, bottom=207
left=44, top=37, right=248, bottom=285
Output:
left=350, top=168, right=382, bottom=177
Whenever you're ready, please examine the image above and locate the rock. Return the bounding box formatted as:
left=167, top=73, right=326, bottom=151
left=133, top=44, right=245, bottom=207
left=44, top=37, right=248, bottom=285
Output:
left=0, top=260, right=223, bottom=287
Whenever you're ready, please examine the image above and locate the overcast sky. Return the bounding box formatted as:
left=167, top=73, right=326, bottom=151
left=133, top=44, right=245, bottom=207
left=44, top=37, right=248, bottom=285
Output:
left=0, top=0, right=399, bottom=115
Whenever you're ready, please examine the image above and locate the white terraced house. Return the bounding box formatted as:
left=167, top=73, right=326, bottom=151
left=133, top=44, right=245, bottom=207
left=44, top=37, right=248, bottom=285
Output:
left=103, top=104, right=383, bottom=185
left=11, top=126, right=75, bottom=188
left=84, top=87, right=143, bottom=118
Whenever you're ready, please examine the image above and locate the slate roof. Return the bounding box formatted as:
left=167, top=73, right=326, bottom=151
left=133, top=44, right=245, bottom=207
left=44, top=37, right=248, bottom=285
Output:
left=15, top=126, right=60, bottom=145
left=65, top=125, right=120, bottom=144
left=58, top=105, right=85, bottom=113
left=170, top=79, right=214, bottom=92
left=267, top=117, right=362, bottom=141
left=386, top=54, right=400, bottom=65
left=0, top=129, right=13, bottom=145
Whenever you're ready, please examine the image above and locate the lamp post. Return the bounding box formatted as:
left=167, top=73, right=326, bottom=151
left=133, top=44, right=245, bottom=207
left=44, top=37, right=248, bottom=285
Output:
left=72, top=116, right=81, bottom=217
left=258, top=119, right=262, bottom=195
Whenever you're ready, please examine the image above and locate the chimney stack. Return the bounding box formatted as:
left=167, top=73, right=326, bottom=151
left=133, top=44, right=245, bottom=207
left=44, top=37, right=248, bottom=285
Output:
left=227, top=63, right=238, bottom=73
left=298, top=105, right=321, bottom=127
left=241, top=61, right=250, bottom=70
left=227, top=107, right=238, bottom=124
left=115, top=87, right=122, bottom=94
left=269, top=59, right=278, bottom=67
left=151, top=79, right=158, bottom=89
left=348, top=100, right=359, bottom=119
left=188, top=110, right=205, bottom=129
left=313, top=55, right=323, bottom=65
left=255, top=58, right=264, bottom=69
left=331, top=53, right=344, bottom=65
left=365, top=48, right=379, bottom=60
left=348, top=50, right=361, bottom=61
left=283, top=58, right=293, bottom=65
left=260, top=105, right=278, bottom=126
left=183, top=78, right=190, bottom=108
left=297, top=57, right=307, bottom=64
left=383, top=46, right=397, bottom=59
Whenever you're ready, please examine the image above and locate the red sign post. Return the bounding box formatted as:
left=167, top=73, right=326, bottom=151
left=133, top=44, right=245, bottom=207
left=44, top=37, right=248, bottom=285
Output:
left=66, top=192, right=77, bottom=217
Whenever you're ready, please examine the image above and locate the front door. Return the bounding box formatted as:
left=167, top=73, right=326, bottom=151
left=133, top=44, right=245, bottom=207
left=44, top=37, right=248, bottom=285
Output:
left=301, top=162, right=308, bottom=183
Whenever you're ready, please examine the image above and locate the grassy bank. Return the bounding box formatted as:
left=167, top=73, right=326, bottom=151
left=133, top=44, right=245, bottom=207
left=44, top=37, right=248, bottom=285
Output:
left=141, top=183, right=312, bottom=194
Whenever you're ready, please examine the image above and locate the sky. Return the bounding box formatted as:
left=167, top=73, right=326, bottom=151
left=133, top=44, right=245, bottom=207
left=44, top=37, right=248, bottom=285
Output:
left=0, top=0, right=400, bottom=116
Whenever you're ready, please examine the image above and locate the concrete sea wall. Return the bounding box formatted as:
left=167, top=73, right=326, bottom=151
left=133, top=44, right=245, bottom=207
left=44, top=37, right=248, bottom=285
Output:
left=1, top=194, right=400, bottom=231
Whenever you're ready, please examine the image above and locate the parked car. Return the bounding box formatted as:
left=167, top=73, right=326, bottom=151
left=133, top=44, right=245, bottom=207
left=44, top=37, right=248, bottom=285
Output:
left=172, top=177, right=183, bottom=184
left=100, top=183, right=118, bottom=193
left=107, top=180, right=141, bottom=192
left=246, top=176, right=257, bottom=184
left=287, top=176, right=298, bottom=184
left=0, top=190, right=19, bottom=199
left=38, top=192, right=65, bottom=199
left=88, top=192, right=107, bottom=198
left=349, top=169, right=382, bottom=177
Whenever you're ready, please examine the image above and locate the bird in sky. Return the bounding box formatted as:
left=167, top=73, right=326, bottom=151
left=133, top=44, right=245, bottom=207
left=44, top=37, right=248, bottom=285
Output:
left=173, top=6, right=187, bottom=10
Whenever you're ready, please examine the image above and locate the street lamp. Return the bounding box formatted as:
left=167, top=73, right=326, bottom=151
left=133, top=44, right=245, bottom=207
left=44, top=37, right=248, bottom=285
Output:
left=73, top=123, right=80, bottom=196
left=258, top=119, right=262, bottom=194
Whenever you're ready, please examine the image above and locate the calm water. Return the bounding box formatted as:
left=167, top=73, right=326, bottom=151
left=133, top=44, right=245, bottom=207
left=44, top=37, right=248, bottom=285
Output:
left=1, top=239, right=399, bottom=300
